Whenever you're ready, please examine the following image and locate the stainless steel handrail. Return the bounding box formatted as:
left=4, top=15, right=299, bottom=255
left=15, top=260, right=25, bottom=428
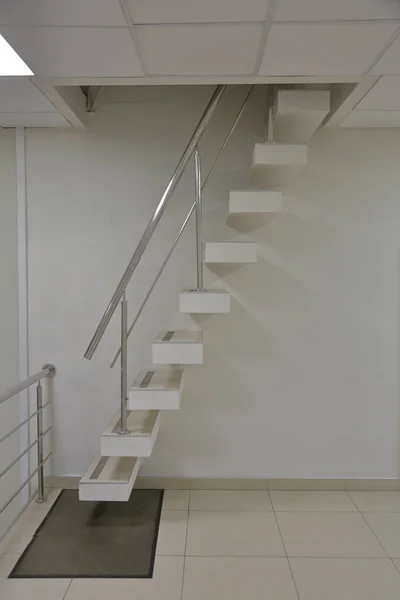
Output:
left=84, top=84, right=227, bottom=360
left=0, top=364, right=56, bottom=512
left=109, top=85, right=254, bottom=368
left=0, top=364, right=55, bottom=406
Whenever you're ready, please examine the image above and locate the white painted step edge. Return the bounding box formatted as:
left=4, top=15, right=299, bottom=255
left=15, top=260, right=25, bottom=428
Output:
left=205, top=242, right=257, bottom=264
left=152, top=330, right=203, bottom=365
left=180, top=289, right=230, bottom=313
left=129, top=369, right=184, bottom=410
left=79, top=455, right=141, bottom=502
left=229, top=190, right=282, bottom=214
left=100, top=410, right=161, bottom=457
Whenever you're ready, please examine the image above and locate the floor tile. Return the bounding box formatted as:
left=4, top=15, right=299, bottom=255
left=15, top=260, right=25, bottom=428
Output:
left=190, top=490, right=272, bottom=511
left=349, top=492, right=400, bottom=512
left=269, top=479, right=346, bottom=491
left=29, top=488, right=62, bottom=511
left=190, top=478, right=267, bottom=490
left=0, top=554, right=20, bottom=578
left=135, top=477, right=190, bottom=490
left=276, top=512, right=386, bottom=557
left=0, top=508, right=48, bottom=554
left=271, top=491, right=356, bottom=512
left=363, top=513, right=400, bottom=558
left=290, top=558, right=400, bottom=600
left=163, top=490, right=189, bottom=511
left=182, top=557, right=298, bottom=600
left=156, top=511, right=187, bottom=556
left=346, top=479, right=400, bottom=491
left=186, top=511, right=285, bottom=557
left=65, top=556, right=184, bottom=600
left=393, top=559, right=400, bottom=572
left=0, top=578, right=71, bottom=600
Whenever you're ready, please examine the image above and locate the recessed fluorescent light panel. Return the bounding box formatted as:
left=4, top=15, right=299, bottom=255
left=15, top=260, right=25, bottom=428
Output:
left=0, top=34, right=33, bottom=75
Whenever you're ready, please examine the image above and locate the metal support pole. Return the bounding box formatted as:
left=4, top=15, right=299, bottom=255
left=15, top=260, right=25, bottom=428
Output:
left=119, top=292, right=129, bottom=434
left=194, top=148, right=204, bottom=291
left=35, top=381, right=45, bottom=503
left=266, top=85, right=275, bottom=143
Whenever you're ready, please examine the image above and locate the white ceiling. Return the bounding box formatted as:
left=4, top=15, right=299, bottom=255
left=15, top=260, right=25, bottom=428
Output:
left=0, top=0, right=400, bottom=80
left=1, top=0, right=400, bottom=127
left=259, top=22, right=398, bottom=76
left=0, top=78, right=69, bottom=126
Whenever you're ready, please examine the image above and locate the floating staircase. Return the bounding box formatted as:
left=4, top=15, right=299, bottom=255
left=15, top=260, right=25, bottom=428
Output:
left=79, top=86, right=320, bottom=502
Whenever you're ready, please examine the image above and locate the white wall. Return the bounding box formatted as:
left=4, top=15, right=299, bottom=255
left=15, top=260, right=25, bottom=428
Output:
left=27, top=86, right=400, bottom=479
left=0, top=130, right=21, bottom=537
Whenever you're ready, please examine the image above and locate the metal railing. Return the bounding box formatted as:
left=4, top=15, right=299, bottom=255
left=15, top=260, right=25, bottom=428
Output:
left=0, top=364, right=55, bottom=523
left=84, top=84, right=255, bottom=432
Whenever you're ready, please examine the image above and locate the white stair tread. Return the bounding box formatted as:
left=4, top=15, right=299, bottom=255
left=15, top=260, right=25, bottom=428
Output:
left=79, top=455, right=141, bottom=501
left=101, top=410, right=161, bottom=457
left=102, top=410, right=159, bottom=438
left=152, top=329, right=203, bottom=364
left=205, top=242, right=257, bottom=264
left=252, top=143, right=307, bottom=166
left=131, top=369, right=183, bottom=392
left=229, top=190, right=282, bottom=214
left=154, top=330, right=203, bottom=344
left=180, top=289, right=230, bottom=314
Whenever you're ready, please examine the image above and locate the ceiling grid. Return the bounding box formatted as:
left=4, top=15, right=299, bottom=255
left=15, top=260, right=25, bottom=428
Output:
left=0, top=1, right=400, bottom=126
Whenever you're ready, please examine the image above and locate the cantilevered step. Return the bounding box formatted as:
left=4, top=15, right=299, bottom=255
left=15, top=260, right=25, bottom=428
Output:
left=79, top=455, right=141, bottom=502
left=180, top=289, right=230, bottom=314
left=251, top=143, right=307, bottom=188
left=205, top=242, right=257, bottom=264
left=129, top=369, right=184, bottom=410
left=152, top=330, right=203, bottom=364
left=100, top=410, right=160, bottom=457
left=227, top=190, right=282, bottom=230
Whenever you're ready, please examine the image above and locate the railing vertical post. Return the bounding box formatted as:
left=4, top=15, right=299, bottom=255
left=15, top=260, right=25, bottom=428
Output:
left=266, top=85, right=275, bottom=143
left=119, top=292, right=129, bottom=434
left=194, top=148, right=204, bottom=291
left=35, top=381, right=45, bottom=503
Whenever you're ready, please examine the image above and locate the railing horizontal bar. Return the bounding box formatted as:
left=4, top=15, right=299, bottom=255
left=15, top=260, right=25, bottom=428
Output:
left=109, top=85, right=254, bottom=367
left=110, top=203, right=196, bottom=368
left=0, top=426, right=51, bottom=480
left=84, top=84, right=227, bottom=360
left=0, top=453, right=52, bottom=517
left=0, top=366, right=54, bottom=406
left=0, top=401, right=51, bottom=447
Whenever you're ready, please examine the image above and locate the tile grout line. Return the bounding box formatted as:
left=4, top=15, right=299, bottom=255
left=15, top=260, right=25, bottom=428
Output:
left=179, top=492, right=191, bottom=600
left=345, top=491, right=396, bottom=567
left=62, top=579, right=73, bottom=600
left=269, top=491, right=301, bottom=600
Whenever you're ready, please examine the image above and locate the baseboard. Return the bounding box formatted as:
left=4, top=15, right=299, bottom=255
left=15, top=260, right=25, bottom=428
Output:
left=45, top=475, right=400, bottom=492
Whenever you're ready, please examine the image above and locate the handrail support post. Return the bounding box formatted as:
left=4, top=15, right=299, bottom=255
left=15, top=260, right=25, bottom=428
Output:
left=266, top=85, right=276, bottom=143
left=118, top=292, right=129, bottom=435
left=35, top=381, right=46, bottom=504
left=194, top=148, right=204, bottom=291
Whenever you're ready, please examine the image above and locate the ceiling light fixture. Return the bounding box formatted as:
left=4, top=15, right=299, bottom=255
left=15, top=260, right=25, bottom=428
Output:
left=0, top=34, right=33, bottom=76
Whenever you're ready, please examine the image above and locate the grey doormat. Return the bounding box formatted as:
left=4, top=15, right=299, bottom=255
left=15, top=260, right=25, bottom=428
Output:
left=10, top=489, right=164, bottom=578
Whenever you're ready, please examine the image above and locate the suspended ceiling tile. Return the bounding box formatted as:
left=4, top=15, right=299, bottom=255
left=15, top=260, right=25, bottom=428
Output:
left=370, top=34, right=400, bottom=75
left=356, top=76, right=400, bottom=110
left=0, top=79, right=56, bottom=112
left=0, top=26, right=143, bottom=77
left=127, top=0, right=270, bottom=24
left=259, top=23, right=398, bottom=75
left=274, top=0, right=400, bottom=21
left=0, top=0, right=126, bottom=26
left=341, top=110, right=400, bottom=127
left=0, top=112, right=69, bottom=127
left=137, top=24, right=263, bottom=75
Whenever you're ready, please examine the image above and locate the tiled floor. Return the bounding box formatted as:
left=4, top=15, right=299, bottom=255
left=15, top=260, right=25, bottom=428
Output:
left=2, top=489, right=400, bottom=598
